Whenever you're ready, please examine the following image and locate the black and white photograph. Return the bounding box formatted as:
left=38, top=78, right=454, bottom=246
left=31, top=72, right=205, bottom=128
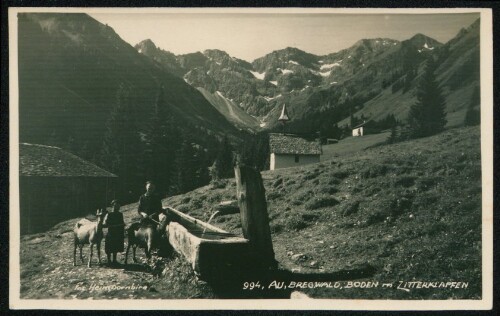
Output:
left=8, top=7, right=493, bottom=310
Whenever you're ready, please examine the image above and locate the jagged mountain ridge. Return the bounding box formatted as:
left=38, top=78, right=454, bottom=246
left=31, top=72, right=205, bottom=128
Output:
left=136, top=39, right=277, bottom=120
left=135, top=32, right=450, bottom=126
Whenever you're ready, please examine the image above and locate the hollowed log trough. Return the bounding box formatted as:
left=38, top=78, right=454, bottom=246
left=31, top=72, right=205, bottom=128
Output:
left=166, top=207, right=252, bottom=281
left=165, top=166, right=277, bottom=282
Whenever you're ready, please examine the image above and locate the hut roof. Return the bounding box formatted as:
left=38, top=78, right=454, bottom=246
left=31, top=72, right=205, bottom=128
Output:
left=269, top=133, right=322, bottom=155
left=352, top=119, right=374, bottom=129
left=20, top=143, right=117, bottom=177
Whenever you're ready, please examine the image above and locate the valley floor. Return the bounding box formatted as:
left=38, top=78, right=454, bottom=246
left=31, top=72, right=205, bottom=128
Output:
left=18, top=126, right=483, bottom=300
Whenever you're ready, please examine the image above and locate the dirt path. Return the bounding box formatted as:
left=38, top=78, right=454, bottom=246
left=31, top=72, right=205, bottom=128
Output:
left=19, top=217, right=215, bottom=299
left=22, top=231, right=160, bottom=299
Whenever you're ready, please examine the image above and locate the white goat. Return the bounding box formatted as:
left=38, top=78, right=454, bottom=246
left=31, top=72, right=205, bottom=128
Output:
left=73, top=209, right=106, bottom=268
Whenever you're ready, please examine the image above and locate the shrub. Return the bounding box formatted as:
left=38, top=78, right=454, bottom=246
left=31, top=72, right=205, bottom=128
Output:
left=366, top=211, right=387, bottom=226
left=176, top=205, right=189, bottom=213
left=273, top=178, right=283, bottom=188
left=327, top=177, right=341, bottom=185
left=292, top=190, right=313, bottom=203
left=341, top=201, right=360, bottom=217
left=190, top=197, right=203, bottom=209
left=364, top=186, right=382, bottom=196
left=318, top=186, right=339, bottom=195
left=284, top=212, right=319, bottom=231
left=301, top=212, right=320, bottom=222
left=352, top=185, right=364, bottom=193
left=360, top=164, right=390, bottom=179
left=270, top=223, right=284, bottom=234
left=206, top=193, right=223, bottom=203
left=394, top=176, right=417, bottom=188
left=305, top=195, right=339, bottom=210
left=210, top=179, right=227, bottom=189
left=285, top=214, right=309, bottom=231
left=267, top=191, right=283, bottom=201
left=422, top=221, right=448, bottom=237
left=330, top=170, right=349, bottom=179
left=416, top=176, right=440, bottom=192
left=303, top=172, right=320, bottom=180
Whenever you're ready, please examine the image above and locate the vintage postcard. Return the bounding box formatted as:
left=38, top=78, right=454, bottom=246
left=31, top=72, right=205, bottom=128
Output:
left=9, top=7, right=493, bottom=310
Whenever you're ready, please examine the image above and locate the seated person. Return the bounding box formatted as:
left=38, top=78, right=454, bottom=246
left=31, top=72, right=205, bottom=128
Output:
left=137, top=181, right=164, bottom=227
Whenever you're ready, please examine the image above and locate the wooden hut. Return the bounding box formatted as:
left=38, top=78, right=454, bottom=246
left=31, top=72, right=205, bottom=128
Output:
left=19, top=143, right=117, bottom=234
left=269, top=134, right=322, bottom=170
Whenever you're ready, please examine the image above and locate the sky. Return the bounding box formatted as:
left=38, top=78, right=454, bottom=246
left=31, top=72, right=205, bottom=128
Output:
left=89, top=12, right=480, bottom=62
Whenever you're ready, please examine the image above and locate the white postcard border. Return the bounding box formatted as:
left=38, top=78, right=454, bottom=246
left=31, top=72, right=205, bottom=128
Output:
left=8, top=6, right=494, bottom=310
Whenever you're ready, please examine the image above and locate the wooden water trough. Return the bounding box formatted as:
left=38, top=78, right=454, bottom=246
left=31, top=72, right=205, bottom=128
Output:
left=166, top=207, right=251, bottom=280
left=164, top=165, right=277, bottom=281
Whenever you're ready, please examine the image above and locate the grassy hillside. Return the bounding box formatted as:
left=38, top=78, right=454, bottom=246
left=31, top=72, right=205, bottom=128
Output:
left=167, top=126, right=482, bottom=299
left=20, top=126, right=482, bottom=299
left=322, top=131, right=390, bottom=159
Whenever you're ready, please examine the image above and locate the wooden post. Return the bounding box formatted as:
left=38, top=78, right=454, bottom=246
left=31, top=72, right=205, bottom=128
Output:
left=234, top=165, right=277, bottom=270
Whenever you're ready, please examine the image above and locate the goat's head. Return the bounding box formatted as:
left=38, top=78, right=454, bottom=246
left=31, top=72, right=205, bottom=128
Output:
left=157, top=211, right=170, bottom=233
left=95, top=209, right=106, bottom=225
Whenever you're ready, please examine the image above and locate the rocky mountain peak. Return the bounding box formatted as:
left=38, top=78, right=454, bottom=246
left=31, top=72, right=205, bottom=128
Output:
left=407, top=33, right=442, bottom=48
left=203, top=49, right=230, bottom=59
left=135, top=38, right=158, bottom=54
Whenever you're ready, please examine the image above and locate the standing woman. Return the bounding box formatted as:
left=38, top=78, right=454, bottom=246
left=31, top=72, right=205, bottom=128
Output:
left=104, top=199, right=125, bottom=266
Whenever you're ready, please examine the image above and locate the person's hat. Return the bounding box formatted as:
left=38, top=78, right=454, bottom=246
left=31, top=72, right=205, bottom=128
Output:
left=110, top=199, right=120, bottom=206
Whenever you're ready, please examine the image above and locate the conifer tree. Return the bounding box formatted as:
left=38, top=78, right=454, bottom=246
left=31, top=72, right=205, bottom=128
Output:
left=176, top=139, right=197, bottom=193
left=387, top=125, right=399, bottom=144
left=100, top=83, right=143, bottom=200
left=142, top=85, right=178, bottom=194
left=464, top=85, right=480, bottom=126
left=193, top=146, right=210, bottom=188
left=407, top=58, right=447, bottom=138
left=211, top=136, right=234, bottom=180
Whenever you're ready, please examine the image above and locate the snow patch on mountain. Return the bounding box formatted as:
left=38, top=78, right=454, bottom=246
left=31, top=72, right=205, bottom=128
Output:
left=418, top=43, right=435, bottom=53
left=309, top=69, right=321, bottom=76
left=319, top=71, right=331, bottom=77
left=263, top=94, right=282, bottom=101
left=320, top=62, right=341, bottom=71
left=277, top=68, right=294, bottom=75
left=270, top=81, right=278, bottom=86
left=216, top=90, right=233, bottom=102
left=249, top=70, right=266, bottom=80
left=288, top=60, right=300, bottom=65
